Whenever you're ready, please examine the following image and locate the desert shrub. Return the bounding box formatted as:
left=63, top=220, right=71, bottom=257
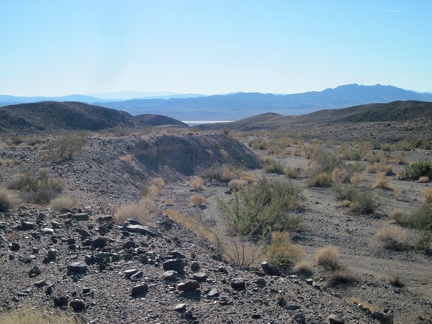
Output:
left=350, top=189, right=379, bottom=215
left=388, top=275, right=405, bottom=288
left=218, top=177, right=304, bottom=237
left=313, top=150, right=340, bottom=173
left=373, top=173, right=392, bottom=190
left=115, top=200, right=156, bottom=225
left=203, top=165, right=238, bottom=183
left=398, top=160, right=432, bottom=180
left=240, top=172, right=254, bottom=183
left=219, top=148, right=229, bottom=158
left=292, top=260, right=313, bottom=276
left=421, top=188, right=432, bottom=204
left=339, top=147, right=363, bottom=161
left=307, top=172, right=332, bottom=187
left=0, top=188, right=20, bottom=212
left=46, top=133, right=88, bottom=162
left=228, top=179, right=248, bottom=191
left=315, top=245, right=340, bottom=271
left=334, top=184, right=357, bottom=202
left=265, top=231, right=305, bottom=269
left=350, top=173, right=364, bottom=186
left=408, top=203, right=432, bottom=231
left=389, top=209, right=404, bottom=223
left=49, top=194, right=76, bottom=211
left=0, top=304, right=80, bottom=324
left=262, top=159, right=285, bottom=174
left=391, top=152, right=409, bottom=165
left=218, top=235, right=263, bottom=269
left=249, top=138, right=269, bottom=150
left=284, top=166, right=301, bottom=179
left=327, top=269, right=359, bottom=287
left=119, top=153, right=133, bottom=163
left=190, top=176, right=205, bottom=191
left=8, top=172, right=65, bottom=204
left=375, top=226, right=409, bottom=250
left=331, top=168, right=350, bottom=184
left=189, top=194, right=207, bottom=207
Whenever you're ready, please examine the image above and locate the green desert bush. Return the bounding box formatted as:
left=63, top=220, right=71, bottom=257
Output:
left=46, top=133, right=88, bottom=162
left=398, top=160, right=432, bottom=180
left=307, top=172, right=333, bottom=187
left=334, top=184, right=358, bottom=202
left=218, top=177, right=304, bottom=237
left=350, top=189, right=379, bottom=215
left=262, top=158, right=285, bottom=174
left=8, top=171, right=65, bottom=204
left=284, top=166, right=301, bottom=179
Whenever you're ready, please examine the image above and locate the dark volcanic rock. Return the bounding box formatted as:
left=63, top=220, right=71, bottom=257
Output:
left=163, top=259, right=185, bottom=274
left=261, top=261, right=281, bottom=276
left=177, top=280, right=200, bottom=292
left=131, top=283, right=148, bottom=297
left=67, top=261, right=88, bottom=274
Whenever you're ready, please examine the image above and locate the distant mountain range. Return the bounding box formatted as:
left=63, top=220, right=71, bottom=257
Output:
left=1, top=84, right=432, bottom=121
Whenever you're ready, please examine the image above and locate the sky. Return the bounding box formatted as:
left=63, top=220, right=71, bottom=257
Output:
left=1, top=0, right=431, bottom=97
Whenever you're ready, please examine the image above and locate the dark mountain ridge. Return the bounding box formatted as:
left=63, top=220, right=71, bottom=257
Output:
left=0, top=101, right=187, bottom=135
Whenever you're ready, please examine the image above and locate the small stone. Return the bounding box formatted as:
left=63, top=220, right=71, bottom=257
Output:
left=70, top=299, right=86, bottom=312
left=293, top=312, right=306, bottom=324
left=177, top=280, right=200, bottom=292
left=286, top=304, right=302, bottom=310
left=21, top=220, right=36, bottom=230
left=41, top=227, right=54, bottom=235
left=261, top=262, right=281, bottom=276
left=123, top=240, right=136, bottom=249
left=54, top=295, right=69, bottom=307
left=305, top=278, right=314, bottom=285
left=231, top=278, right=246, bottom=290
left=123, top=223, right=160, bottom=236
left=255, top=278, right=266, bottom=287
left=251, top=313, right=261, bottom=319
left=131, top=283, right=148, bottom=297
left=124, top=269, right=138, bottom=279
left=9, top=242, right=20, bottom=252
left=328, top=313, right=345, bottom=324
left=163, top=270, right=178, bottom=280
left=91, top=237, right=107, bottom=249
left=193, top=272, right=208, bottom=282
left=130, top=271, right=143, bottom=280
left=163, top=259, right=185, bottom=274
left=372, top=310, right=394, bottom=324
left=207, top=288, right=219, bottom=298
left=34, top=279, right=46, bottom=287
left=77, top=228, right=91, bottom=238
left=29, top=265, right=41, bottom=278
left=97, top=215, right=114, bottom=223
left=67, top=261, right=88, bottom=274
left=190, top=261, right=200, bottom=271
left=174, top=303, right=187, bottom=312
left=47, top=248, right=57, bottom=261
left=71, top=213, right=89, bottom=221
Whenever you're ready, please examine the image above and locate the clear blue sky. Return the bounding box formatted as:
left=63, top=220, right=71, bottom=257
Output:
left=1, top=0, right=431, bottom=96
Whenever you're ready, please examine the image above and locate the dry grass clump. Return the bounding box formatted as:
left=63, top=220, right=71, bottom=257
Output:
left=190, top=176, right=205, bottom=191
left=114, top=185, right=160, bottom=224
left=284, top=166, right=301, bottom=179
left=203, top=165, right=238, bottom=183
left=307, top=172, right=332, bottom=187
left=389, top=209, right=404, bottom=223
left=373, top=173, right=392, bottom=190
left=266, top=232, right=305, bottom=269
left=421, top=188, right=432, bottom=204
left=0, top=159, right=20, bottom=167
left=0, top=188, right=20, bottom=212
left=240, top=172, right=254, bottom=183
left=418, top=176, right=430, bottom=183
left=219, top=235, right=263, bottom=269
left=327, top=269, right=359, bottom=287
left=0, top=304, right=80, bottom=324
left=350, top=173, right=364, bottom=186
left=189, top=194, right=207, bottom=207
left=375, top=226, right=409, bottom=250
left=292, top=260, right=313, bottom=276
left=262, top=158, right=285, bottom=174
left=219, top=148, right=229, bottom=158
left=315, top=245, right=340, bottom=270
left=49, top=194, right=76, bottom=211
left=331, top=168, right=350, bottom=184
left=119, top=153, right=133, bottom=163
left=228, top=179, right=248, bottom=191
left=334, top=184, right=357, bottom=202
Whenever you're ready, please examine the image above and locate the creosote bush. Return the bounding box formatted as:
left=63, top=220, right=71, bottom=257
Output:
left=8, top=171, right=65, bottom=204
left=398, top=160, right=432, bottom=180
left=350, top=189, right=379, bottom=215
left=307, top=172, right=332, bottom=187
left=46, top=133, right=88, bottom=162
left=218, top=177, right=304, bottom=237
left=421, top=188, right=432, bottom=204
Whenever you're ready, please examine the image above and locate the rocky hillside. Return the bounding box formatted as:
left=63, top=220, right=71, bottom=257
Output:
left=196, top=101, right=432, bottom=142
left=0, top=102, right=187, bottom=135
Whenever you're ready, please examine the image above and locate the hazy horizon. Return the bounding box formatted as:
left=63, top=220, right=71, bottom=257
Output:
left=1, top=1, right=431, bottom=96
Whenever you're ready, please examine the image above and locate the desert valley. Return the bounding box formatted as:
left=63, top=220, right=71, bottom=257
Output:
left=0, top=98, right=431, bottom=323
